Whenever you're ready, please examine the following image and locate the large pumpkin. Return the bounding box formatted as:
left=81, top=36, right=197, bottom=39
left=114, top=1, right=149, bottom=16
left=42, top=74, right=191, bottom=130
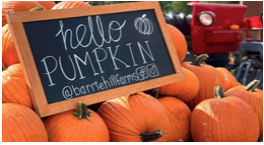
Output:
left=167, top=24, right=187, bottom=62
left=216, top=67, right=241, bottom=91
left=191, top=86, right=259, bottom=142
left=2, top=1, right=43, bottom=26
left=2, top=64, right=33, bottom=109
left=44, top=102, right=109, bottom=142
left=2, top=24, right=19, bottom=67
left=2, top=103, right=48, bottom=142
left=158, top=67, right=199, bottom=102
left=159, top=97, right=191, bottom=141
left=225, top=80, right=263, bottom=136
left=182, top=54, right=220, bottom=110
left=97, top=92, right=174, bottom=142
left=36, top=1, right=56, bottom=9
left=52, top=1, right=91, bottom=9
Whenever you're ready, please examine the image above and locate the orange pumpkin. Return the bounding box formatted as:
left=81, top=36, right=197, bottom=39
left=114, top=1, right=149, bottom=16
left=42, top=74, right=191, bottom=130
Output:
left=182, top=54, right=219, bottom=110
left=44, top=102, right=109, bottom=142
left=36, top=1, right=56, bottom=9
left=225, top=80, right=263, bottom=136
left=2, top=1, right=43, bottom=26
left=2, top=24, right=19, bottom=67
left=167, top=24, right=187, bottom=62
left=97, top=92, right=174, bottom=142
left=216, top=67, right=241, bottom=91
left=2, top=103, right=48, bottom=142
left=191, top=86, right=259, bottom=142
left=52, top=1, right=91, bottom=9
left=2, top=64, right=33, bottom=109
left=159, top=97, right=191, bottom=141
left=158, top=67, right=199, bottom=102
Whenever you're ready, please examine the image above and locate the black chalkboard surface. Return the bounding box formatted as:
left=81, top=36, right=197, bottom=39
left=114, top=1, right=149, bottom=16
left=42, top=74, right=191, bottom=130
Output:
left=23, top=9, right=175, bottom=104
left=7, top=1, right=184, bottom=117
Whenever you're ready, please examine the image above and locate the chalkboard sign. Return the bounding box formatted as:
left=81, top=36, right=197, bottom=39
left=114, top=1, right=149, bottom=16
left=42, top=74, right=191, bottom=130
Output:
left=7, top=1, right=184, bottom=117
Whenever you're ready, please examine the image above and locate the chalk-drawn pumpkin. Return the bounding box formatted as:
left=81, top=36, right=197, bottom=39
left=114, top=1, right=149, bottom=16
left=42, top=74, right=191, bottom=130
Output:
left=52, top=1, right=91, bottom=9
left=2, top=1, right=43, bottom=26
left=225, top=80, right=263, bottom=136
left=159, top=97, right=192, bottom=141
left=98, top=92, right=174, bottom=142
left=37, top=1, right=56, bottom=9
left=2, top=103, right=48, bottom=142
left=191, top=86, right=259, bottom=142
left=158, top=67, right=199, bottom=102
left=2, top=64, right=33, bottom=109
left=182, top=54, right=219, bottom=110
left=44, top=102, right=109, bottom=142
left=134, top=14, right=154, bottom=35
left=167, top=24, right=187, bottom=62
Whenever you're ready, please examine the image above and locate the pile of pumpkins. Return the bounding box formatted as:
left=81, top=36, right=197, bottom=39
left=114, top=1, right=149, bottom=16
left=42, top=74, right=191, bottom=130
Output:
left=2, top=1, right=263, bottom=142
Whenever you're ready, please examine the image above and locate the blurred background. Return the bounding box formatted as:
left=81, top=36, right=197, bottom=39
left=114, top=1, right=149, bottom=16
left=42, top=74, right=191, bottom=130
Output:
left=83, top=1, right=240, bottom=14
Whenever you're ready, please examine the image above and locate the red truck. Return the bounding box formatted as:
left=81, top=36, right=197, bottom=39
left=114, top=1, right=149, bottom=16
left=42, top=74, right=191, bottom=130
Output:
left=164, top=2, right=263, bottom=89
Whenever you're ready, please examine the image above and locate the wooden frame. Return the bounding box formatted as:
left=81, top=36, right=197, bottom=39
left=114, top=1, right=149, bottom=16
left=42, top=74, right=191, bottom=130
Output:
left=6, top=1, right=184, bottom=117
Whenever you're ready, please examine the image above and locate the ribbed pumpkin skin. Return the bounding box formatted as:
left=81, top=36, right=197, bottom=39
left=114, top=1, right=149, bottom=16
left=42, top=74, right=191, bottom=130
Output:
left=37, top=1, right=56, bottom=9
left=191, top=96, right=259, bottom=142
left=2, top=64, right=33, bottom=109
left=158, top=67, right=199, bottom=102
left=225, top=86, right=263, bottom=136
left=216, top=67, right=241, bottom=91
left=182, top=62, right=218, bottom=110
left=2, top=24, right=19, bottom=67
left=97, top=92, right=174, bottom=142
left=44, top=109, right=109, bottom=142
left=159, top=97, right=191, bottom=141
left=2, top=1, right=43, bottom=26
left=2, top=103, right=48, bottom=142
left=52, top=1, right=91, bottom=9
left=167, top=24, right=187, bottom=62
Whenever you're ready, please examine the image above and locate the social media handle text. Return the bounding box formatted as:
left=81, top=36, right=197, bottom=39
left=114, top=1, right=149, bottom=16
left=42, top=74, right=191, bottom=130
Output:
left=61, top=63, right=160, bottom=99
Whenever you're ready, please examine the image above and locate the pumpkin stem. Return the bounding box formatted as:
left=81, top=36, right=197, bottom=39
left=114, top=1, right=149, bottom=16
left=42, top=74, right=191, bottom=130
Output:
left=73, top=102, right=91, bottom=121
left=191, top=54, right=209, bottom=66
left=140, top=130, right=164, bottom=142
left=142, top=14, right=147, bottom=18
left=245, top=80, right=259, bottom=92
left=214, top=86, right=225, bottom=99
left=29, top=7, right=44, bottom=12
left=2, top=64, right=7, bottom=71
left=179, top=139, right=184, bottom=142
left=150, top=89, right=160, bottom=99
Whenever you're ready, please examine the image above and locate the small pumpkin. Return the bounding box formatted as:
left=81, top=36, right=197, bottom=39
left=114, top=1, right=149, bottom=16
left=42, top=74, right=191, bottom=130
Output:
left=2, top=24, right=19, bottom=67
left=158, top=67, right=199, bottom=102
left=44, top=102, right=109, bottom=142
left=97, top=92, right=174, bottom=142
left=182, top=54, right=220, bottom=110
left=36, top=1, right=56, bottom=9
left=2, top=64, right=33, bottom=109
left=225, top=80, right=263, bottom=136
left=167, top=24, right=188, bottom=62
left=159, top=97, right=191, bottom=141
left=216, top=67, right=241, bottom=91
left=191, top=86, right=259, bottom=142
left=2, top=5, right=45, bottom=67
left=2, top=103, right=48, bottom=142
left=2, top=1, right=43, bottom=26
left=52, top=1, right=91, bottom=9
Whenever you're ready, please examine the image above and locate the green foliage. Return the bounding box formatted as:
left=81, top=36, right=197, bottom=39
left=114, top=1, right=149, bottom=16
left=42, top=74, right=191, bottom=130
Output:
left=88, top=1, right=240, bottom=14
left=159, top=1, right=192, bottom=14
